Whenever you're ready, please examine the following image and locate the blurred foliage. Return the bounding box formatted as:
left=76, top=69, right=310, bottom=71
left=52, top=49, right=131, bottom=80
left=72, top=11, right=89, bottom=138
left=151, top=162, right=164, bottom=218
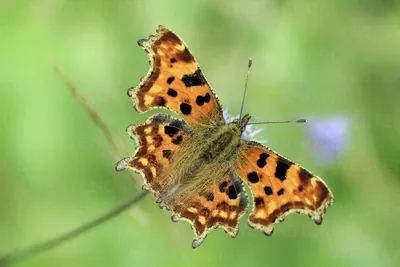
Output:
left=1, top=0, right=400, bottom=267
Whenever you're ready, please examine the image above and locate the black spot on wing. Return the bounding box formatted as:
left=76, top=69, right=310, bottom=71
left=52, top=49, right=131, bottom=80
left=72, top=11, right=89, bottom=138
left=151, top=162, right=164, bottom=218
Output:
left=167, top=88, right=177, bottom=97
left=196, top=96, right=204, bottom=106
left=162, top=150, right=172, bottom=159
left=167, top=77, right=175, bottom=84
left=254, top=197, right=264, bottom=206
left=264, top=186, right=273, bottom=196
left=275, top=160, right=292, bottom=181
left=257, top=153, right=269, bottom=168
left=277, top=188, right=284, bottom=195
left=181, top=69, right=205, bottom=87
left=195, top=93, right=211, bottom=106
left=164, top=125, right=180, bottom=137
left=180, top=103, right=192, bottom=115
left=227, top=185, right=238, bottom=199
left=204, top=92, right=210, bottom=102
left=247, top=172, right=259, bottom=183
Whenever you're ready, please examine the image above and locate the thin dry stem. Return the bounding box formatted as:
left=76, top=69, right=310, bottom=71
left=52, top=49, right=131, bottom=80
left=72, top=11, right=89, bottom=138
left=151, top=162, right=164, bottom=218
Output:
left=0, top=67, right=149, bottom=266
left=53, top=66, right=141, bottom=186
left=0, top=191, right=147, bottom=266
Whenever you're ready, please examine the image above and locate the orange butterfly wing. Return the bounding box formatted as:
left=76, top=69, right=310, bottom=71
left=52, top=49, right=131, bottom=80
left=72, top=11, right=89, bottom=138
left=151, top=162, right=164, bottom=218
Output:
left=128, top=25, right=225, bottom=129
left=172, top=173, right=248, bottom=248
left=116, top=114, right=191, bottom=193
left=117, top=114, right=248, bottom=248
left=234, top=141, right=334, bottom=235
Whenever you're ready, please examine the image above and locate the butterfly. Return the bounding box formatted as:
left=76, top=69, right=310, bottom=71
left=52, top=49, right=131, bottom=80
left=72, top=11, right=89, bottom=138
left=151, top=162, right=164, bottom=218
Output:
left=116, top=25, right=334, bottom=248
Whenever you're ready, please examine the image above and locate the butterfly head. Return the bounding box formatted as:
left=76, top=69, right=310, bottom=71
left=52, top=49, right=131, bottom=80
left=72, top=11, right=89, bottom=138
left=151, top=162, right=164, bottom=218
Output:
left=230, top=113, right=252, bottom=136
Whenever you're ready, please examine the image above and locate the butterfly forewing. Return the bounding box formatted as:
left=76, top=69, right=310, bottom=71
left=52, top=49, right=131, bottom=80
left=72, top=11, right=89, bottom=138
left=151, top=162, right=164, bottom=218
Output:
left=129, top=25, right=225, bottom=129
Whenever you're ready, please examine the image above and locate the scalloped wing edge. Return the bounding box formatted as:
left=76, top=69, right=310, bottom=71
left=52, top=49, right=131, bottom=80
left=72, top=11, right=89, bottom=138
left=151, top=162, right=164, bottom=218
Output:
left=127, top=25, right=170, bottom=113
left=243, top=141, right=335, bottom=236
left=248, top=179, right=334, bottom=236
left=115, top=113, right=189, bottom=195
left=170, top=184, right=249, bottom=249
left=126, top=25, right=224, bottom=124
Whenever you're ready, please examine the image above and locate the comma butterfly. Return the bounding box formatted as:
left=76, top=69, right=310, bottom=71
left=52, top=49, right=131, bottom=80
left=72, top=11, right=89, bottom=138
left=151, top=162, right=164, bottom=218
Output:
left=116, top=25, right=334, bottom=248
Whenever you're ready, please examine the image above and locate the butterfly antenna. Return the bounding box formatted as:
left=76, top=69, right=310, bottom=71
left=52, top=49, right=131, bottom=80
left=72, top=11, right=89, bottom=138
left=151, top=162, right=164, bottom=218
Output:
left=239, top=58, right=252, bottom=119
left=247, top=119, right=307, bottom=125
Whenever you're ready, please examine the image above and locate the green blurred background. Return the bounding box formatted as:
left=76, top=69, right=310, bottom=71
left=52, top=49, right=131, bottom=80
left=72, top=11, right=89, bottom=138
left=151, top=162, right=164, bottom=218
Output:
left=1, top=0, right=400, bottom=266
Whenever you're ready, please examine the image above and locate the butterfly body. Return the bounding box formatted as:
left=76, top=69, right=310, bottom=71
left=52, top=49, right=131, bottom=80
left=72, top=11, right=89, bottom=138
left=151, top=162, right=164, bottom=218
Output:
left=192, top=117, right=247, bottom=164
left=117, top=26, right=334, bottom=248
left=142, top=114, right=248, bottom=208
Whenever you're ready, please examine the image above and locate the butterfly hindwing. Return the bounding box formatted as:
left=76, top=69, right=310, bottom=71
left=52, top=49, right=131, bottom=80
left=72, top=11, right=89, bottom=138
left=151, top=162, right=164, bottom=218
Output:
left=129, top=25, right=225, bottom=129
left=117, top=114, right=249, bottom=248
left=172, top=173, right=248, bottom=248
left=116, top=114, right=191, bottom=193
left=233, top=141, right=334, bottom=235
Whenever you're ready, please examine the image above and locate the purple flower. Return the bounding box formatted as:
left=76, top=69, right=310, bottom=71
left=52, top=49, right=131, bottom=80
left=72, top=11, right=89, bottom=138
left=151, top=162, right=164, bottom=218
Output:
left=306, top=114, right=349, bottom=165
